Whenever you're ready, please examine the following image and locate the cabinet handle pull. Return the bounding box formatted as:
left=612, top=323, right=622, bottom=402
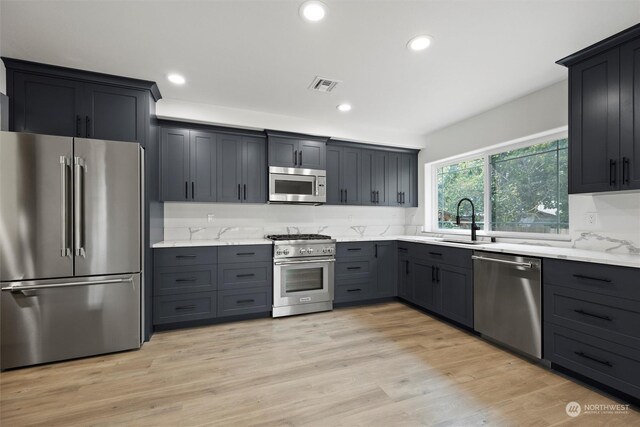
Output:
left=429, top=252, right=442, bottom=257
left=347, top=288, right=361, bottom=293
left=574, top=309, right=612, bottom=321
left=375, top=244, right=378, bottom=258
left=175, top=277, right=197, bottom=283
left=398, top=247, right=408, bottom=253
left=236, top=273, right=255, bottom=278
left=574, top=351, right=612, bottom=367
left=185, top=181, right=188, bottom=199
left=609, top=159, right=617, bottom=186
left=299, top=151, right=302, bottom=165
left=176, top=255, right=197, bottom=259
left=237, top=299, right=255, bottom=304
left=192, top=182, right=195, bottom=199
left=340, top=189, right=344, bottom=203
left=76, top=115, right=81, bottom=137
left=85, top=116, right=91, bottom=138
left=347, top=248, right=362, bottom=251
left=347, top=266, right=361, bottom=270
left=623, top=157, right=630, bottom=185
left=572, top=274, right=611, bottom=283
left=344, top=189, right=347, bottom=203
left=175, top=305, right=196, bottom=311
left=237, top=184, right=241, bottom=200
left=294, top=150, right=298, bottom=165
left=402, top=192, right=405, bottom=204
left=237, top=252, right=255, bottom=256
left=243, top=184, right=247, bottom=200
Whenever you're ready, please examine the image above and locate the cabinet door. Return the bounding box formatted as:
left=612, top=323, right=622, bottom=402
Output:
left=326, top=145, right=343, bottom=204
left=299, top=140, right=326, bottom=169
left=398, top=254, right=413, bottom=301
left=387, top=153, right=401, bottom=206
left=83, top=83, right=146, bottom=144
left=268, top=137, right=298, bottom=168
left=412, top=258, right=436, bottom=309
left=374, top=151, right=389, bottom=205
left=621, top=38, right=640, bottom=190
left=242, top=136, right=266, bottom=203
left=12, top=72, right=84, bottom=137
left=190, top=131, right=217, bottom=202
left=161, top=128, right=190, bottom=201
left=342, top=147, right=362, bottom=205
left=400, top=153, right=416, bottom=206
left=216, top=133, right=243, bottom=203
left=438, top=265, right=473, bottom=328
left=570, top=49, right=620, bottom=193
left=375, top=242, right=397, bottom=297
left=360, top=150, right=375, bottom=205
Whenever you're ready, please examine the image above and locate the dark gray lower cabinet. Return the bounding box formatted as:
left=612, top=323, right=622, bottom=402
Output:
left=153, top=245, right=272, bottom=327
left=543, top=258, right=640, bottom=399
left=397, top=247, right=412, bottom=300
left=438, top=264, right=473, bottom=327
left=375, top=242, right=397, bottom=297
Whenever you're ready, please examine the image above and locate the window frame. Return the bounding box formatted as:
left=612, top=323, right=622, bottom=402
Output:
left=425, top=127, right=570, bottom=241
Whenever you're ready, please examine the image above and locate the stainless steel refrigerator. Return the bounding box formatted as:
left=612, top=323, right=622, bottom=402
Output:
left=0, top=132, right=143, bottom=370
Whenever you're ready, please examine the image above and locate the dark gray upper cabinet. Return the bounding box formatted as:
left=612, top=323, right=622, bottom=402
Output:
left=388, top=153, right=416, bottom=206
left=12, top=72, right=84, bottom=137
left=161, top=128, right=217, bottom=202
left=216, top=133, right=243, bottom=203
left=361, top=150, right=388, bottom=205
left=161, top=128, right=190, bottom=201
left=569, top=49, right=620, bottom=193
left=326, top=144, right=362, bottom=205
left=558, top=25, right=640, bottom=193
left=621, top=37, right=640, bottom=190
left=5, top=59, right=159, bottom=146
left=242, top=136, right=267, bottom=203
left=267, top=132, right=327, bottom=169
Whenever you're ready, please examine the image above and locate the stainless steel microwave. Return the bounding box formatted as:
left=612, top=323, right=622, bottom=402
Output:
left=268, top=166, right=326, bottom=204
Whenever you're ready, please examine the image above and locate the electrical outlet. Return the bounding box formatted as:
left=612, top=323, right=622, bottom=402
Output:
left=583, top=212, right=598, bottom=228
left=207, top=214, right=215, bottom=223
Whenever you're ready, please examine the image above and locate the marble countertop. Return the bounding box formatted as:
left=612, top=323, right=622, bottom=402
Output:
left=153, top=235, right=640, bottom=268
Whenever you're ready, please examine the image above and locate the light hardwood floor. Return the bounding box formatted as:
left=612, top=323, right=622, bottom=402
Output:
left=1, top=302, right=638, bottom=426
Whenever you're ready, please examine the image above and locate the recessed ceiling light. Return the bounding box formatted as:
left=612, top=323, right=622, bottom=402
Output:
left=337, top=103, right=352, bottom=112
left=300, top=1, right=327, bottom=22
left=407, top=35, right=433, bottom=51
left=167, top=73, right=186, bottom=85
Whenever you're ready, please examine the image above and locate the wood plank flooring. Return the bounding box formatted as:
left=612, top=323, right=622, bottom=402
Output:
left=1, top=302, right=638, bottom=426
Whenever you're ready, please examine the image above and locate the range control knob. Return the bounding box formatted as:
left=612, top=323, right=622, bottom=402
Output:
left=308, top=248, right=314, bottom=254
left=283, top=249, right=290, bottom=255
left=322, top=248, right=328, bottom=253
left=327, top=248, right=333, bottom=253
left=276, top=250, right=283, bottom=256
left=299, top=248, right=306, bottom=254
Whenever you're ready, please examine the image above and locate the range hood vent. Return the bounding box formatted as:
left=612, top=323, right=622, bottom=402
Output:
left=308, top=76, right=341, bottom=93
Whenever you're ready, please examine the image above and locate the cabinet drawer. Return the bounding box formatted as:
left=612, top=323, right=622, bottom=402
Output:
left=218, top=262, right=272, bottom=290
left=410, top=243, right=472, bottom=269
left=154, top=265, right=217, bottom=296
left=544, top=259, right=640, bottom=301
left=153, top=292, right=217, bottom=325
left=336, top=242, right=374, bottom=259
left=336, top=260, right=372, bottom=278
left=154, top=247, right=217, bottom=267
left=217, top=287, right=272, bottom=317
left=335, top=278, right=375, bottom=303
left=544, top=284, right=640, bottom=348
left=545, top=323, right=640, bottom=398
left=217, top=245, right=272, bottom=263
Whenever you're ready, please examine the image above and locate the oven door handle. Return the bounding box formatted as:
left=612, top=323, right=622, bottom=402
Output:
left=275, top=259, right=336, bottom=266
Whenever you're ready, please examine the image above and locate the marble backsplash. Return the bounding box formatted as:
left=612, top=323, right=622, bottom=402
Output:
left=163, top=193, right=640, bottom=256
left=163, top=203, right=407, bottom=241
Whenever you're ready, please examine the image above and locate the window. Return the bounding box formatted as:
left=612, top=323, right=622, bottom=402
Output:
left=431, top=133, right=569, bottom=237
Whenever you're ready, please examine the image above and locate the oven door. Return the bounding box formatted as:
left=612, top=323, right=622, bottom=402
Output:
left=274, top=258, right=334, bottom=307
left=269, top=167, right=326, bottom=204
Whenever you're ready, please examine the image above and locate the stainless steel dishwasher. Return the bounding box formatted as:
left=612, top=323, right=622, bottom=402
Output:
left=473, top=251, right=542, bottom=359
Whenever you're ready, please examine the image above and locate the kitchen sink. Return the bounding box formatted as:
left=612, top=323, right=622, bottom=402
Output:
left=441, top=239, right=491, bottom=245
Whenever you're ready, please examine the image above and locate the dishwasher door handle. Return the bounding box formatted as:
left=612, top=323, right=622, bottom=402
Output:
left=472, top=255, right=533, bottom=269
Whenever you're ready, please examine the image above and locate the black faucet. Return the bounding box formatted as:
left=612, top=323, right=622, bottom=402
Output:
left=456, top=198, right=480, bottom=241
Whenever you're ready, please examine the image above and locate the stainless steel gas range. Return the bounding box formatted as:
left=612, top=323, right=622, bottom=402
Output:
left=266, top=234, right=336, bottom=317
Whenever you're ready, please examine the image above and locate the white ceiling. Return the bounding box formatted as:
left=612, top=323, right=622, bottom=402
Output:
left=1, top=0, right=639, bottom=146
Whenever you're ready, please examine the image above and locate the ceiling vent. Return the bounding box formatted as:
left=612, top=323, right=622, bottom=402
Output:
left=309, top=76, right=341, bottom=93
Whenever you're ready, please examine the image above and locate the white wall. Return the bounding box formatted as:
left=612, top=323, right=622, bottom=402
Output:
left=156, top=98, right=425, bottom=148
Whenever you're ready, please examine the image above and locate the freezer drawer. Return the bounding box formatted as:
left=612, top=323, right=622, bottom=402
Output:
left=1, top=274, right=141, bottom=370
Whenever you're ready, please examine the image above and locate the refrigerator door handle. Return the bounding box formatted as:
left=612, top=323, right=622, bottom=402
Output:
left=2, top=277, right=134, bottom=292
left=74, top=156, right=86, bottom=257
left=59, top=156, right=71, bottom=257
